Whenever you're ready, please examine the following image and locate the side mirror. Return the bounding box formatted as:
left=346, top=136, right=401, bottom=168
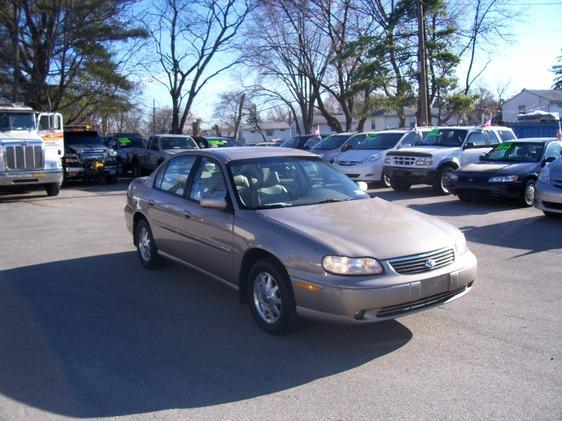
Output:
left=356, top=181, right=368, bottom=191
left=479, top=155, right=485, bottom=161
left=464, top=142, right=475, bottom=149
left=542, top=156, right=556, bottom=167
left=341, top=143, right=353, bottom=152
left=200, top=195, right=228, bottom=210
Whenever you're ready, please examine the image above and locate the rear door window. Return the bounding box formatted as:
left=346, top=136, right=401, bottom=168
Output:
left=156, top=155, right=197, bottom=196
left=189, top=158, right=227, bottom=202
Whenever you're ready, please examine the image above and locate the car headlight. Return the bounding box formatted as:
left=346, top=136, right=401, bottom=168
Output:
left=454, top=233, right=468, bottom=256
left=63, top=153, right=80, bottom=164
left=322, top=255, right=383, bottom=276
left=538, top=166, right=550, bottom=184
left=415, top=157, right=433, bottom=166
left=107, top=149, right=117, bottom=157
left=384, top=157, right=391, bottom=164
left=364, top=154, right=381, bottom=163
left=488, top=175, right=518, bottom=183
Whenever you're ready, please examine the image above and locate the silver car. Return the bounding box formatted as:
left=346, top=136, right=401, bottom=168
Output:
left=125, top=148, right=477, bottom=333
left=535, top=154, right=562, bottom=216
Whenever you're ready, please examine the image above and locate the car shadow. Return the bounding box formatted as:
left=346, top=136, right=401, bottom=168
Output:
left=460, top=215, right=561, bottom=256
left=0, top=252, right=412, bottom=418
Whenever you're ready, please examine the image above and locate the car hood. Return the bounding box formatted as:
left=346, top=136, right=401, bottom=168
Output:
left=66, top=144, right=109, bottom=154
left=459, top=162, right=537, bottom=175
left=258, top=197, right=459, bottom=260
left=336, top=149, right=388, bottom=161
left=388, top=146, right=459, bottom=158
left=0, top=131, right=43, bottom=142
left=314, top=149, right=341, bottom=161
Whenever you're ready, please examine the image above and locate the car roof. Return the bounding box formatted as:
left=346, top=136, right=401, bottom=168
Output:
left=498, top=137, right=557, bottom=144
left=172, top=146, right=316, bottom=163
left=154, top=133, right=194, bottom=138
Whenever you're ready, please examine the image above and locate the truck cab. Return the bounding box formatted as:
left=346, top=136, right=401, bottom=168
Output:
left=0, top=104, right=64, bottom=196
left=383, top=126, right=516, bottom=194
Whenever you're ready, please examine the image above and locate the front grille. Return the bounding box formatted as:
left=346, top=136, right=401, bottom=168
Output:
left=459, top=175, right=486, bottom=183
left=337, top=160, right=360, bottom=166
left=391, top=156, right=416, bottom=166
left=345, top=173, right=359, bottom=178
left=543, top=201, right=562, bottom=210
left=4, top=145, right=43, bottom=170
left=388, top=248, right=455, bottom=275
left=376, top=284, right=470, bottom=318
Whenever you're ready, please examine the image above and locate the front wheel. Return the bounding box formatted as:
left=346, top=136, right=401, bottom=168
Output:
left=248, top=258, right=297, bottom=334
left=433, top=165, right=455, bottom=195
left=457, top=192, right=473, bottom=202
left=135, top=219, right=162, bottom=269
left=543, top=211, right=559, bottom=218
left=382, top=173, right=391, bottom=188
left=519, top=179, right=536, bottom=207
left=45, top=182, right=60, bottom=196
left=132, top=159, right=141, bottom=178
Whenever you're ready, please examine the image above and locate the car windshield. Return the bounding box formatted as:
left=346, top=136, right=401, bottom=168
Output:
left=229, top=156, right=370, bottom=210
left=483, top=142, right=545, bottom=163
left=65, top=132, right=104, bottom=145
left=347, top=132, right=404, bottom=150
left=312, top=134, right=352, bottom=150
left=160, top=137, right=197, bottom=149
left=0, top=112, right=35, bottom=131
left=419, top=129, right=468, bottom=147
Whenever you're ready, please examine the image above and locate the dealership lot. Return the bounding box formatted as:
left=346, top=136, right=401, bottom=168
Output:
left=0, top=181, right=560, bottom=420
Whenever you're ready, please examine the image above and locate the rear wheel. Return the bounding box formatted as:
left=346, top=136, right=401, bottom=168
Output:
left=519, top=179, right=536, bottom=207
left=135, top=219, right=162, bottom=269
left=45, top=182, right=60, bottom=196
left=433, top=165, right=455, bottom=195
left=248, top=258, right=297, bottom=334
left=390, top=180, right=411, bottom=192
left=457, top=192, right=473, bottom=202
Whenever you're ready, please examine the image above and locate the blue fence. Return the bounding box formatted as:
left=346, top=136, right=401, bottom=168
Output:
left=506, top=122, right=560, bottom=138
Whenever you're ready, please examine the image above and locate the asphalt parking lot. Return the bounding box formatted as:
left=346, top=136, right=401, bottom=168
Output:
left=0, top=180, right=560, bottom=420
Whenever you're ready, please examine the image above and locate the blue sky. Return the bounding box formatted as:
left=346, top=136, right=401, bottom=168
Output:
left=140, top=0, right=562, bottom=123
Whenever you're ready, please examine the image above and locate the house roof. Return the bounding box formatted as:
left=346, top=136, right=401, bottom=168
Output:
left=521, top=89, right=562, bottom=102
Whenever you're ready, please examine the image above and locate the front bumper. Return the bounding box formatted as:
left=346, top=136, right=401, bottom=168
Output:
left=64, top=162, right=120, bottom=179
left=449, top=180, right=524, bottom=199
left=0, top=169, right=62, bottom=186
left=333, top=161, right=384, bottom=182
left=290, top=250, right=477, bottom=323
left=535, top=180, right=562, bottom=214
left=384, top=166, right=437, bottom=185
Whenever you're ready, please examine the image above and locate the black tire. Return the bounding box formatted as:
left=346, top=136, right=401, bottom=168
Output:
left=543, top=211, right=559, bottom=218
left=390, top=180, right=411, bottom=192
left=132, top=159, right=141, bottom=178
left=106, top=174, right=118, bottom=184
left=433, top=165, right=455, bottom=195
left=248, top=258, right=297, bottom=334
left=519, top=179, right=536, bottom=207
left=135, top=219, right=162, bottom=269
left=382, top=173, right=391, bottom=188
left=457, top=192, right=473, bottom=202
left=45, top=182, right=60, bottom=196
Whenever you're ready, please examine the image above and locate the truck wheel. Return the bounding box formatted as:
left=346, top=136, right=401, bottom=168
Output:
left=457, top=192, right=473, bottom=202
left=45, top=182, right=60, bottom=196
left=132, top=159, right=141, bottom=178
left=433, top=165, right=455, bottom=195
left=390, top=180, right=411, bottom=192
left=519, top=179, right=535, bottom=207
left=382, top=173, right=391, bottom=188
left=106, top=175, right=118, bottom=184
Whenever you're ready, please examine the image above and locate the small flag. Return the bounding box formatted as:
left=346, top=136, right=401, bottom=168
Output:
left=412, top=118, right=418, bottom=133
left=483, top=115, right=492, bottom=127
left=557, top=121, right=562, bottom=140
left=313, top=125, right=320, bottom=136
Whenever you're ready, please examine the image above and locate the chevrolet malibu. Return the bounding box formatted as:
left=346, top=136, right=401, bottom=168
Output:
left=125, top=148, right=477, bottom=334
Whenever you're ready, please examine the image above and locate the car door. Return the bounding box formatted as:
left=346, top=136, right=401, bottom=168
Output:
left=146, top=155, right=199, bottom=254
left=460, top=131, right=489, bottom=167
left=147, top=137, right=161, bottom=170
left=174, top=157, right=235, bottom=282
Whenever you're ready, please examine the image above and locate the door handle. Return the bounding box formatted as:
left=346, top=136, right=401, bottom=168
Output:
left=148, top=200, right=155, bottom=206
left=182, top=211, right=192, bottom=219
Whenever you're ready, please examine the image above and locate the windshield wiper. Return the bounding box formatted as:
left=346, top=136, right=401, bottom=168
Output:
left=317, top=198, right=351, bottom=204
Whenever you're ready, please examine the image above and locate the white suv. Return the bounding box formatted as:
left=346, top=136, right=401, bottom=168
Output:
left=333, top=129, right=427, bottom=187
left=383, top=126, right=516, bottom=194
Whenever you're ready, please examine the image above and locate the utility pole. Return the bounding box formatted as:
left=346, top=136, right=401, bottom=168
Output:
left=152, top=98, right=156, bottom=135
left=417, top=0, right=429, bottom=126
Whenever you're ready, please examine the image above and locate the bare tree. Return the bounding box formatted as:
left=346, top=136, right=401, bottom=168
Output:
left=213, top=90, right=246, bottom=141
left=145, top=0, right=254, bottom=134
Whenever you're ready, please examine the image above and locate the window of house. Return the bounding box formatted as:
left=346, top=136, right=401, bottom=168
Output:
left=518, top=105, right=526, bottom=114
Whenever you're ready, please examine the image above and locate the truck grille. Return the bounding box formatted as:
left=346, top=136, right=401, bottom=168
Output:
left=4, top=145, right=43, bottom=170
left=337, top=160, right=360, bottom=166
left=391, top=156, right=416, bottom=166
left=388, top=248, right=455, bottom=275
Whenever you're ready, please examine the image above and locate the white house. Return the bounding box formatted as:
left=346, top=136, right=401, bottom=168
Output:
left=237, top=121, right=292, bottom=145
left=502, top=89, right=562, bottom=122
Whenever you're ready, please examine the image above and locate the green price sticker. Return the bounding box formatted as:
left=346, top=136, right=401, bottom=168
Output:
left=426, top=129, right=440, bottom=137
left=208, top=139, right=226, bottom=146
left=118, top=136, right=131, bottom=145
left=496, top=143, right=512, bottom=150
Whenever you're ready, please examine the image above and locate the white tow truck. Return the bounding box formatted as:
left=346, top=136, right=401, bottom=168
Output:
left=0, top=104, right=64, bottom=196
